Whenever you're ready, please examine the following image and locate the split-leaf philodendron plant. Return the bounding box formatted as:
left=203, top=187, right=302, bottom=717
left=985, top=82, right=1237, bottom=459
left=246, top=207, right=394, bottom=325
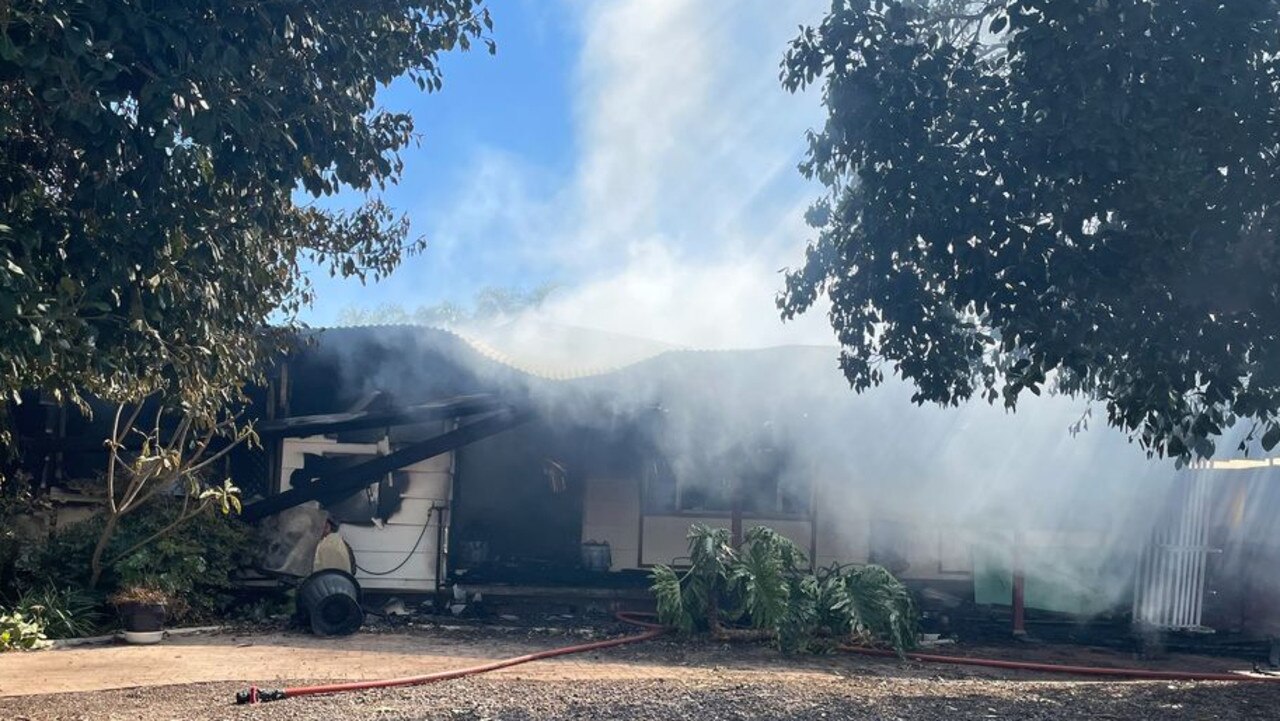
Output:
left=651, top=524, right=917, bottom=655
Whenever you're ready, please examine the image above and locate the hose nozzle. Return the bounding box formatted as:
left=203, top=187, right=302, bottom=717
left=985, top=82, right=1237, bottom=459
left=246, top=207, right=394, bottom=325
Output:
left=235, top=686, right=287, bottom=704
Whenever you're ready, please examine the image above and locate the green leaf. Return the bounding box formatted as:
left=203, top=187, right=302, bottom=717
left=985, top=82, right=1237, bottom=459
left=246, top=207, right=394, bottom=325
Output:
left=779, top=0, right=1280, bottom=461
left=0, top=1, right=493, bottom=419
left=1261, top=424, right=1280, bottom=451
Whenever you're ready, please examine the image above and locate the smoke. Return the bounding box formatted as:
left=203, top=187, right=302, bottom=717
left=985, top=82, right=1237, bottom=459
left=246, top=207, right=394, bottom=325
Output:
left=311, top=0, right=1244, bottom=620
left=409, top=0, right=833, bottom=349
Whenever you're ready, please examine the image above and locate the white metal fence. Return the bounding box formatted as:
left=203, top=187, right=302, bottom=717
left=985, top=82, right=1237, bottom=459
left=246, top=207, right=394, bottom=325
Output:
left=1132, top=475, right=1212, bottom=630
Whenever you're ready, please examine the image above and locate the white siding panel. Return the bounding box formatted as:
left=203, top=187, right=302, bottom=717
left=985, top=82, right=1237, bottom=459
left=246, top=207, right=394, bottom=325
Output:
left=641, top=516, right=730, bottom=566
left=351, top=550, right=437, bottom=588
left=339, top=520, right=442, bottom=552
left=278, top=435, right=455, bottom=593
left=353, top=575, right=439, bottom=591
left=402, top=453, right=452, bottom=474
left=580, top=476, right=641, bottom=571
left=382, top=498, right=447, bottom=523
left=638, top=516, right=813, bottom=568
left=400, top=471, right=451, bottom=500
left=814, top=513, right=871, bottom=570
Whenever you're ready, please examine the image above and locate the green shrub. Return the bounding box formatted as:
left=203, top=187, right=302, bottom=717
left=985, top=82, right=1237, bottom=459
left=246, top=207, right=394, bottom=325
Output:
left=651, top=524, right=918, bottom=655
left=227, top=591, right=295, bottom=625
left=12, top=518, right=102, bottom=593
left=0, top=609, right=50, bottom=651
left=106, top=500, right=252, bottom=621
left=12, top=497, right=251, bottom=623
left=15, top=586, right=103, bottom=639
left=0, top=471, right=44, bottom=593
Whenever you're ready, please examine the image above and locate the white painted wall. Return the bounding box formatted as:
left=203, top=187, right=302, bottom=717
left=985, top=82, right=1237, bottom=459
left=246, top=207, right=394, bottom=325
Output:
left=636, top=515, right=813, bottom=566
left=580, top=475, right=640, bottom=570
left=580, top=473, right=978, bottom=579
left=279, top=434, right=453, bottom=592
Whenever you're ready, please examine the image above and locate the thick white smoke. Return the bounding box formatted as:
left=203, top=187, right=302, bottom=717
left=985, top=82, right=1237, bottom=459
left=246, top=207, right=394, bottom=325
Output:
left=323, top=0, right=1232, bottom=618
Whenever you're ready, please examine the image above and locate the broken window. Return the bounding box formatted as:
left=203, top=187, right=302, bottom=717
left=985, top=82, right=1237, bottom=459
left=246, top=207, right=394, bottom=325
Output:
left=642, top=447, right=811, bottom=517
left=642, top=455, right=679, bottom=513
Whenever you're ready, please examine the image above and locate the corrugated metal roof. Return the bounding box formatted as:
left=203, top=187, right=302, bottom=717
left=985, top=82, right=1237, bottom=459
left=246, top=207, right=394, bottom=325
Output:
left=320, top=320, right=843, bottom=383
left=327, top=320, right=684, bottom=380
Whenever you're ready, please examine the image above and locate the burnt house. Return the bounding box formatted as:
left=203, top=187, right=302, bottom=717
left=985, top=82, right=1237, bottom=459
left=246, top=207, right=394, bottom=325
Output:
left=10, top=322, right=1280, bottom=647
left=240, top=323, right=1280, bottom=643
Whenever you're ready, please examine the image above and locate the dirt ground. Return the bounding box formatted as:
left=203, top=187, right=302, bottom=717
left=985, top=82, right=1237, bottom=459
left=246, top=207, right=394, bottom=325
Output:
left=2, top=626, right=1278, bottom=720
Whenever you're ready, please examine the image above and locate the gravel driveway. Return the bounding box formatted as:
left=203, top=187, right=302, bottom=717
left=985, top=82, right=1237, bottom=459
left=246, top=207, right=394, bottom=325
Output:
left=2, top=627, right=1277, bottom=720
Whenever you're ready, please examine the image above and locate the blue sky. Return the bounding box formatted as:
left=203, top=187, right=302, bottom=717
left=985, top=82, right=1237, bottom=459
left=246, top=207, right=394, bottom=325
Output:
left=303, top=0, right=835, bottom=348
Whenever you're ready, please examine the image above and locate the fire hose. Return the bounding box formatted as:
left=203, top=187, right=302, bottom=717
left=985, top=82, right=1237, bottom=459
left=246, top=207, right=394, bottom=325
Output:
left=839, top=646, right=1280, bottom=683
left=234, top=612, right=666, bottom=704
left=235, top=613, right=1278, bottom=704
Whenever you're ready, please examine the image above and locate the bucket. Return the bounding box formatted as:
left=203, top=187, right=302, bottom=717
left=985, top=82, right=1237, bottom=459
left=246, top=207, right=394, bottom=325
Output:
left=298, top=569, right=364, bottom=636
left=581, top=541, right=611, bottom=572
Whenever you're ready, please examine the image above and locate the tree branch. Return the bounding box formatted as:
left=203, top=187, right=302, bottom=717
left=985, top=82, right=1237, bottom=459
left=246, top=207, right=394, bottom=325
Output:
left=919, top=1, right=1003, bottom=26
left=108, top=498, right=212, bottom=566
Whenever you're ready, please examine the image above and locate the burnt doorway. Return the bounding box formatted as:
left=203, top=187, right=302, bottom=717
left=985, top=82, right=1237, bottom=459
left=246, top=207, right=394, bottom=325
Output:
left=451, top=419, right=588, bottom=581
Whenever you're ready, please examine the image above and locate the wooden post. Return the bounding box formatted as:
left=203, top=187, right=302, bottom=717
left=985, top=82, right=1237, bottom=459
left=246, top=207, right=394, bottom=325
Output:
left=808, top=479, right=819, bottom=573
left=1012, top=528, right=1027, bottom=638
left=730, top=477, right=743, bottom=547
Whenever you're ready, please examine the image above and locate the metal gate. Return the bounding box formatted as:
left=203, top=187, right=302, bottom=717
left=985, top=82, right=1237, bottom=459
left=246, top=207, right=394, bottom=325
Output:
left=1132, top=475, right=1213, bottom=630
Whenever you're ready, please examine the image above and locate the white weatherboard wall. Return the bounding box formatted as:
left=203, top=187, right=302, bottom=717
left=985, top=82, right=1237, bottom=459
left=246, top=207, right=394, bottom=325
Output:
left=580, top=476, right=813, bottom=569
left=581, top=474, right=977, bottom=579
left=640, top=516, right=813, bottom=567
left=580, top=475, right=640, bottom=570
left=816, top=517, right=978, bottom=581
left=280, top=435, right=453, bottom=592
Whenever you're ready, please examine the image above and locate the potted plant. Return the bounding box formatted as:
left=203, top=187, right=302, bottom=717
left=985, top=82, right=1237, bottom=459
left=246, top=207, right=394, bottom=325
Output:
left=108, top=583, right=171, bottom=644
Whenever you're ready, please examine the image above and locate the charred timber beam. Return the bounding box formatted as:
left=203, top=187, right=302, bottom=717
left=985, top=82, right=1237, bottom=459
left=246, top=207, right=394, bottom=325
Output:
left=241, top=408, right=532, bottom=522
left=255, top=394, right=505, bottom=438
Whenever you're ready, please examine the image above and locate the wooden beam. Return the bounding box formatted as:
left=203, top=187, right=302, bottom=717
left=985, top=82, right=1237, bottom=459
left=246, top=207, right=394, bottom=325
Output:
left=242, top=408, right=532, bottom=522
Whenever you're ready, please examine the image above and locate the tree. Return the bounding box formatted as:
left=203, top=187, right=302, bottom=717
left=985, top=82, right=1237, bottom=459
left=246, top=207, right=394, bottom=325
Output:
left=88, top=402, right=250, bottom=588
left=0, top=1, right=494, bottom=424
left=780, top=0, right=1280, bottom=460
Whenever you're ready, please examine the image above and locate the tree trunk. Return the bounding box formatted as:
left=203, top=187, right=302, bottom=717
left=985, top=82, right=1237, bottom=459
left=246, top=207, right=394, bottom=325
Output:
left=707, top=587, right=725, bottom=638
left=89, top=513, right=120, bottom=589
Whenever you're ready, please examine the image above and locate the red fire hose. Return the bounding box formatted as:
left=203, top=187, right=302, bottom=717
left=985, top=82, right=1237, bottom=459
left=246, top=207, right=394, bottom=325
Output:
left=839, top=646, right=1280, bottom=683
left=236, top=613, right=1278, bottom=704
left=234, top=612, right=666, bottom=704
